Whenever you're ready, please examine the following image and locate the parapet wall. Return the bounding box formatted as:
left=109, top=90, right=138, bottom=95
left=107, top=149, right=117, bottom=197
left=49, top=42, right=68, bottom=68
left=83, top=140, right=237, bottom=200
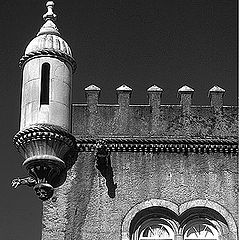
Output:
left=72, top=84, right=238, bottom=139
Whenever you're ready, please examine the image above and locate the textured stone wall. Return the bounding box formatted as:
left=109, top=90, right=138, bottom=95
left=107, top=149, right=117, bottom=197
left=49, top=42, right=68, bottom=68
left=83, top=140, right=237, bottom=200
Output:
left=42, top=85, right=238, bottom=240
left=42, top=151, right=238, bottom=240
left=72, top=105, right=238, bottom=138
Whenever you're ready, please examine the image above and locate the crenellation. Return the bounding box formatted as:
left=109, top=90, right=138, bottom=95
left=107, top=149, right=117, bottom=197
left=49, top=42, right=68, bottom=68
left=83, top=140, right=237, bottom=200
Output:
left=115, top=85, right=133, bottom=135
left=72, top=85, right=238, bottom=139
left=208, top=85, right=225, bottom=112
left=80, top=84, right=230, bottom=108
left=147, top=85, right=163, bottom=135
left=177, top=85, right=194, bottom=135
left=85, top=85, right=101, bottom=109
left=177, top=85, right=194, bottom=107
left=116, top=84, right=132, bottom=107
left=147, top=85, right=163, bottom=107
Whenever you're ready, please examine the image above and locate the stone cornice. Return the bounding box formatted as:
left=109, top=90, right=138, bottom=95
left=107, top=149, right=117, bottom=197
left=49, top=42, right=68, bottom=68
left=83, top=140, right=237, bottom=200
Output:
left=76, top=137, right=238, bottom=154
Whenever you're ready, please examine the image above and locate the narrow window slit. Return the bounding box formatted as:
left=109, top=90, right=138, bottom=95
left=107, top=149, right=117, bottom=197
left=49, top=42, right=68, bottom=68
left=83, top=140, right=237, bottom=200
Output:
left=40, top=63, right=50, bottom=105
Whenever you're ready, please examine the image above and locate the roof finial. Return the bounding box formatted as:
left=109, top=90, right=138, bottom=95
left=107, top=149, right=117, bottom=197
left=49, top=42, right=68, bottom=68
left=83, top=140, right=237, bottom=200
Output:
left=43, top=1, right=57, bottom=22
left=37, top=1, right=60, bottom=36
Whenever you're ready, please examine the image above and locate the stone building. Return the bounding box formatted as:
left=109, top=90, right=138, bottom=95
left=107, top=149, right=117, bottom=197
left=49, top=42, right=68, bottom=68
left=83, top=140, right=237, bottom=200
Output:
left=12, top=2, right=238, bottom=240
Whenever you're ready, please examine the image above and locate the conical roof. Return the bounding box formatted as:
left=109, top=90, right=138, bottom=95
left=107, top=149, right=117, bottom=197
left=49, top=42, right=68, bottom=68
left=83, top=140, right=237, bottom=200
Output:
left=24, top=1, right=72, bottom=57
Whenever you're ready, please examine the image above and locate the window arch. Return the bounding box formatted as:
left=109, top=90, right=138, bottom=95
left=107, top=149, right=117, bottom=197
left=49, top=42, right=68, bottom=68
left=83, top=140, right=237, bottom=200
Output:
left=179, top=207, right=229, bottom=240
left=129, top=207, right=178, bottom=240
left=122, top=200, right=236, bottom=240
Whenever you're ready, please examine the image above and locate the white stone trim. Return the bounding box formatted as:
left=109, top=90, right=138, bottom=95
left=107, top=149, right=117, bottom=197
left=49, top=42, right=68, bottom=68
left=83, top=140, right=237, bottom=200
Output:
left=121, top=199, right=178, bottom=240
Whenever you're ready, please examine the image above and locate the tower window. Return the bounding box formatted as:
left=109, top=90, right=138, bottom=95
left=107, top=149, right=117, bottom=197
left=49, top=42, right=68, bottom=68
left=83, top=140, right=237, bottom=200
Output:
left=40, top=63, right=50, bottom=105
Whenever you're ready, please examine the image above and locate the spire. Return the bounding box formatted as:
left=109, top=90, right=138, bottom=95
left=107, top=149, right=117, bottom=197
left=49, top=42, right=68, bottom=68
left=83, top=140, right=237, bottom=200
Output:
left=37, top=1, right=60, bottom=36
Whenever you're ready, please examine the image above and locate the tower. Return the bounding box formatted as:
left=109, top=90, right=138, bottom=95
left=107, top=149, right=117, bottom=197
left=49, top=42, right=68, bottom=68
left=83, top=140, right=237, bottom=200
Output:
left=12, top=1, right=77, bottom=201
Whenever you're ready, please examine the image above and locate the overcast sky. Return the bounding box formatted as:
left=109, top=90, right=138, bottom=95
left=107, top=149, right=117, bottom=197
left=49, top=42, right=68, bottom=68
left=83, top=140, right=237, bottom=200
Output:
left=0, top=0, right=237, bottom=239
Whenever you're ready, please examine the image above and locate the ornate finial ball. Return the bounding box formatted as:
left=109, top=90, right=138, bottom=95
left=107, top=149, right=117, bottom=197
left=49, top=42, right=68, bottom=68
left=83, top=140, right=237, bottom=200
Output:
left=33, top=183, right=54, bottom=201
left=43, top=1, right=56, bottom=21
left=46, top=1, right=54, bottom=8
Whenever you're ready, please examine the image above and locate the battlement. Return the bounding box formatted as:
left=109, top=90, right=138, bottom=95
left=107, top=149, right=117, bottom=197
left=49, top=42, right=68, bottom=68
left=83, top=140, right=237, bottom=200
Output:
left=72, top=84, right=238, bottom=139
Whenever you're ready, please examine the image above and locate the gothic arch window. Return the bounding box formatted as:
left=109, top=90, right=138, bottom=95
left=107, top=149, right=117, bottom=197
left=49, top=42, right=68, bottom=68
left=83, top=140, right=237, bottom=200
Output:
left=40, top=62, right=50, bottom=105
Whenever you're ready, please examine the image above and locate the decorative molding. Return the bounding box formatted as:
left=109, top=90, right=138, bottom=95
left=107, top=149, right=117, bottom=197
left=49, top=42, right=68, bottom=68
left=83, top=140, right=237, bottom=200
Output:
left=13, top=124, right=77, bottom=173
left=14, top=124, right=76, bottom=151
left=12, top=124, right=78, bottom=200
left=76, top=137, right=238, bottom=154
left=19, top=49, right=77, bottom=72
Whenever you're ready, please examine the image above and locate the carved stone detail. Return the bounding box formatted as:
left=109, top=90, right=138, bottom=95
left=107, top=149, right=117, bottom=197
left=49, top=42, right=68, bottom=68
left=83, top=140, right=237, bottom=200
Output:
left=12, top=176, right=37, bottom=188
left=95, top=140, right=117, bottom=198
left=77, top=137, right=238, bottom=154
left=12, top=124, right=77, bottom=201
left=19, top=49, right=77, bottom=72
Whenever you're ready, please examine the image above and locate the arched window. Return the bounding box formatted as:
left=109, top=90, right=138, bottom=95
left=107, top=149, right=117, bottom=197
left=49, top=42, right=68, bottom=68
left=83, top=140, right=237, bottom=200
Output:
left=181, top=207, right=225, bottom=240
left=127, top=205, right=229, bottom=240
left=40, top=63, right=50, bottom=105
left=129, top=207, right=177, bottom=240
left=139, top=221, right=174, bottom=240
left=184, top=221, right=219, bottom=240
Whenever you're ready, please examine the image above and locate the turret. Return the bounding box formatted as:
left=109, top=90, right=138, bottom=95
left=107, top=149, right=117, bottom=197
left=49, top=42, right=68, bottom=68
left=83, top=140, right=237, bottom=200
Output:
left=12, top=1, right=77, bottom=201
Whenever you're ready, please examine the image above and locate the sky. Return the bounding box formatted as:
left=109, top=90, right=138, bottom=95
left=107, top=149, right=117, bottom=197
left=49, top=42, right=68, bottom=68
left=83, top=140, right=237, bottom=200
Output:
left=0, top=0, right=237, bottom=239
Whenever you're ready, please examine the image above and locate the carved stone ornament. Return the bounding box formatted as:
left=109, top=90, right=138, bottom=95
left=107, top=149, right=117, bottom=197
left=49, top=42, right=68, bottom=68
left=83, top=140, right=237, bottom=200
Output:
left=19, top=49, right=77, bottom=73
left=77, top=137, right=238, bottom=155
left=12, top=124, right=78, bottom=201
left=94, top=140, right=117, bottom=198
